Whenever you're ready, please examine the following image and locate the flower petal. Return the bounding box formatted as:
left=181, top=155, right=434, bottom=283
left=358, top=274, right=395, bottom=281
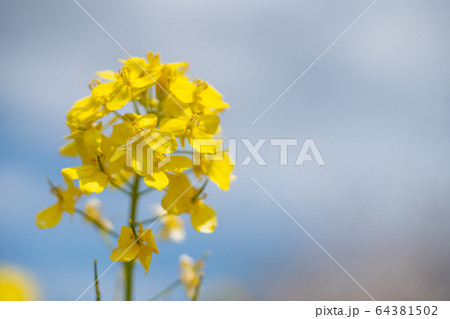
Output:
left=36, top=203, right=64, bottom=229
left=162, top=156, right=192, bottom=173
left=144, top=171, right=169, bottom=191
left=190, top=201, right=217, bottom=233
left=110, top=226, right=140, bottom=262
left=62, top=165, right=97, bottom=180
left=79, top=172, right=109, bottom=195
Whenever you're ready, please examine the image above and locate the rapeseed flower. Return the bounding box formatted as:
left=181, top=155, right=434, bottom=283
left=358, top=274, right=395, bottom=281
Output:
left=110, top=223, right=159, bottom=274
left=162, top=173, right=217, bottom=233
left=36, top=177, right=82, bottom=229
left=62, top=128, right=125, bottom=194
left=179, top=254, right=204, bottom=299
left=38, top=51, right=233, bottom=299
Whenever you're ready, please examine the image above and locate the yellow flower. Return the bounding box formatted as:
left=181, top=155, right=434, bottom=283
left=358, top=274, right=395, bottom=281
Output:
left=193, top=150, right=234, bottom=191
left=62, top=128, right=125, bottom=194
left=110, top=113, right=157, bottom=146
left=66, top=94, right=109, bottom=134
left=128, top=130, right=192, bottom=190
left=163, top=76, right=228, bottom=114
left=0, top=265, right=40, bottom=301
left=155, top=63, right=189, bottom=102
left=152, top=204, right=185, bottom=242
left=192, top=80, right=229, bottom=112
left=110, top=223, right=159, bottom=274
left=93, top=53, right=188, bottom=112
left=159, top=109, right=220, bottom=153
left=179, top=254, right=204, bottom=299
left=162, top=173, right=217, bottom=233
left=92, top=66, right=153, bottom=111
left=36, top=177, right=82, bottom=229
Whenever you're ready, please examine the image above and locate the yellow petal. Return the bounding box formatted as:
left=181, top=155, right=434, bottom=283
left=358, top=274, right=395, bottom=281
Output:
left=92, top=81, right=118, bottom=98
left=170, top=75, right=195, bottom=104
left=162, top=156, right=192, bottom=173
left=132, top=75, right=156, bottom=89
left=146, top=131, right=178, bottom=154
left=36, top=203, right=64, bottom=229
left=92, top=80, right=131, bottom=111
left=105, top=153, right=125, bottom=174
left=141, top=228, right=159, bottom=254
left=137, top=114, right=158, bottom=129
left=198, top=113, right=220, bottom=135
left=83, top=127, right=102, bottom=156
left=208, top=152, right=233, bottom=191
left=61, top=177, right=82, bottom=214
left=107, top=84, right=132, bottom=111
left=100, top=134, right=117, bottom=162
left=137, top=246, right=153, bottom=274
left=198, top=84, right=229, bottom=110
left=144, top=171, right=169, bottom=190
left=59, top=140, right=78, bottom=157
left=121, top=57, right=147, bottom=77
left=189, top=135, right=218, bottom=154
left=190, top=201, right=217, bottom=233
left=137, top=228, right=159, bottom=274
left=96, top=70, right=117, bottom=80
left=161, top=173, right=194, bottom=214
left=62, top=165, right=97, bottom=180
left=159, top=118, right=187, bottom=137
left=110, top=226, right=140, bottom=262
left=162, top=98, right=188, bottom=118
left=79, top=171, right=109, bottom=195
left=110, top=122, right=133, bottom=145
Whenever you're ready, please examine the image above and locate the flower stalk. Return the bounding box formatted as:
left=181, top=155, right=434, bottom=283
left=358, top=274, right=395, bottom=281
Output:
left=124, top=174, right=141, bottom=301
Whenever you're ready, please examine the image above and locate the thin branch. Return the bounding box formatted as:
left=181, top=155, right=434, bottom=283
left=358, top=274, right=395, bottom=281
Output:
left=132, top=99, right=141, bottom=115
left=110, top=181, right=132, bottom=195
left=139, top=216, right=160, bottom=225
left=94, top=260, right=101, bottom=301
left=138, top=187, right=155, bottom=196
left=191, top=179, right=209, bottom=203
left=76, top=209, right=119, bottom=238
left=117, top=173, right=133, bottom=189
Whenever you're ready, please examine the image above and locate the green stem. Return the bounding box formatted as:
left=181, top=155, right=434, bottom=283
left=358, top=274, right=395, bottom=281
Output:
left=140, top=216, right=160, bottom=225
left=124, top=262, right=134, bottom=301
left=124, top=174, right=141, bottom=301
left=75, top=209, right=119, bottom=238
left=132, top=99, right=141, bottom=115
left=138, top=187, right=155, bottom=196
left=94, top=260, right=101, bottom=301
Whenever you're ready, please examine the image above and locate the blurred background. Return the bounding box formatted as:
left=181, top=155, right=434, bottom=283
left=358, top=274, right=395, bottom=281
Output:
left=1, top=0, right=450, bottom=300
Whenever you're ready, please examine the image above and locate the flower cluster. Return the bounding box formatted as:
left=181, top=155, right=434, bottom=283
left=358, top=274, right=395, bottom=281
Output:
left=36, top=52, right=233, bottom=298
